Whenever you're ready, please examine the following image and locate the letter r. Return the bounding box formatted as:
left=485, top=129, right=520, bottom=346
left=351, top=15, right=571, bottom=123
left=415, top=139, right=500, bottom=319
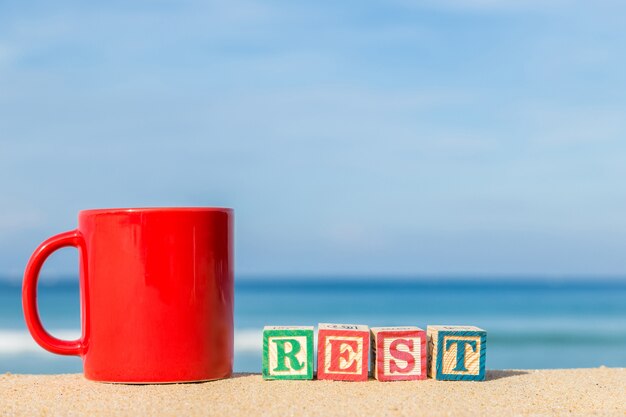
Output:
left=272, top=339, right=304, bottom=372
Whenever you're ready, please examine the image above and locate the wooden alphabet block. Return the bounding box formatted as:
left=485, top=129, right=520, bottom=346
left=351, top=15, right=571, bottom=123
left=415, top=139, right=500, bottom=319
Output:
left=370, top=326, right=427, bottom=381
left=263, top=326, right=314, bottom=380
left=427, top=325, right=486, bottom=381
left=317, top=323, right=369, bottom=381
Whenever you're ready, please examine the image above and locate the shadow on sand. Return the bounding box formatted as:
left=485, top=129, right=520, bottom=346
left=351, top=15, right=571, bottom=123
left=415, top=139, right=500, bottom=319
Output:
left=485, top=370, right=529, bottom=381
left=231, top=371, right=531, bottom=382
left=230, top=373, right=259, bottom=379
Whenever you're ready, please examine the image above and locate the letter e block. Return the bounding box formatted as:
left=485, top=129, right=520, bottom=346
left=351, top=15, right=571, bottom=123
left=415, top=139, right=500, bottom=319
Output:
left=317, top=323, right=369, bottom=381
left=427, top=325, right=486, bottom=381
left=371, top=326, right=426, bottom=381
left=263, top=326, right=314, bottom=380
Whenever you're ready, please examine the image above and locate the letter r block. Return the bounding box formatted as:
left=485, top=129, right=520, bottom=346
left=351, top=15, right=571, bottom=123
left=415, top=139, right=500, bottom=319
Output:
left=371, top=326, right=427, bottom=381
left=263, top=326, right=314, bottom=380
left=427, top=325, right=486, bottom=381
left=317, top=323, right=369, bottom=381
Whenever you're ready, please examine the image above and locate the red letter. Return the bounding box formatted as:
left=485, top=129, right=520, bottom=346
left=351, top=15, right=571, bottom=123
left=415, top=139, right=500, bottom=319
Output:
left=389, top=338, right=416, bottom=374
left=328, top=339, right=358, bottom=373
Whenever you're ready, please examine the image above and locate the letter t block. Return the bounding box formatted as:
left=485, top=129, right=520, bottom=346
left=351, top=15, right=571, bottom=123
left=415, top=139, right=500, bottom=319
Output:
left=371, top=326, right=427, bottom=381
left=317, top=323, right=369, bottom=381
left=427, top=325, right=486, bottom=381
left=263, top=326, right=314, bottom=380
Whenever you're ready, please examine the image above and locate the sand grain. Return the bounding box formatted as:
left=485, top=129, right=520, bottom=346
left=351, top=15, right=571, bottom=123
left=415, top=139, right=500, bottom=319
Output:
left=0, top=369, right=624, bottom=416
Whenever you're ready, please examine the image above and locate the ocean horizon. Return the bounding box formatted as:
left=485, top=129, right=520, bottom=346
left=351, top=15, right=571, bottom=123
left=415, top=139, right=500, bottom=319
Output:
left=1, top=276, right=625, bottom=374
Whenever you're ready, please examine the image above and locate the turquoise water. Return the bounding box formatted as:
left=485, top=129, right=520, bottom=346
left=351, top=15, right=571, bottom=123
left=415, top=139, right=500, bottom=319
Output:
left=1, top=278, right=625, bottom=373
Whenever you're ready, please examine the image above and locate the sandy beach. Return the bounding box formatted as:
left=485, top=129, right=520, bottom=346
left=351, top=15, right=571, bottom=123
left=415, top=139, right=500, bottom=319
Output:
left=1, top=368, right=624, bottom=416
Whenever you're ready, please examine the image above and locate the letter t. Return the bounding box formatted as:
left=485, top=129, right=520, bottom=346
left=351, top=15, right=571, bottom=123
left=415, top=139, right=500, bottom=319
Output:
left=445, top=339, right=477, bottom=372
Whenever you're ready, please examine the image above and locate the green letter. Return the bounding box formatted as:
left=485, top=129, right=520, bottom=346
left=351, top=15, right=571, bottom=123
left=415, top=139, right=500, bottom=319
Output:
left=272, top=339, right=304, bottom=372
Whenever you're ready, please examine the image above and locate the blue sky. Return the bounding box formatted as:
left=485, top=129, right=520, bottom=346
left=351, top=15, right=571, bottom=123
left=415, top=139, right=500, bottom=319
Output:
left=1, top=1, right=626, bottom=279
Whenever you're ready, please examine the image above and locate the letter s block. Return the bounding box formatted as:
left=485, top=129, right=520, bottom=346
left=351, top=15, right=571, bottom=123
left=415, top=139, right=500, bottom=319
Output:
left=317, top=323, right=369, bottom=381
left=263, top=326, right=314, bottom=380
left=371, top=326, right=427, bottom=381
left=427, top=325, right=486, bottom=381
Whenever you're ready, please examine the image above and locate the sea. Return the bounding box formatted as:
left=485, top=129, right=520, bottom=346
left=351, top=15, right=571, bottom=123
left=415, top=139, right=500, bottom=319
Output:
left=1, top=277, right=625, bottom=374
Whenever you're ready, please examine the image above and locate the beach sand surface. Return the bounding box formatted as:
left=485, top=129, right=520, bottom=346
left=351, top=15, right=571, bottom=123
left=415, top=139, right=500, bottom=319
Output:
left=1, top=368, right=624, bottom=416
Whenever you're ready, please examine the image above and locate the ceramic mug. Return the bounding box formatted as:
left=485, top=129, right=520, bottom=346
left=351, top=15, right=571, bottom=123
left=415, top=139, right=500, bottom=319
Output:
left=22, top=207, right=234, bottom=383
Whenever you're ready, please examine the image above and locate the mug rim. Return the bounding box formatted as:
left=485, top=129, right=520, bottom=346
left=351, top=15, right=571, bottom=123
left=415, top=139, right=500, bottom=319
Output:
left=79, top=207, right=233, bottom=216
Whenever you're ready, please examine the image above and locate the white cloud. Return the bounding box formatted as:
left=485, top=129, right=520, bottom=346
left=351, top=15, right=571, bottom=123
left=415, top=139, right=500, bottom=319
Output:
left=0, top=208, right=46, bottom=232
left=515, top=103, right=626, bottom=147
left=395, top=0, right=568, bottom=13
left=0, top=42, right=13, bottom=67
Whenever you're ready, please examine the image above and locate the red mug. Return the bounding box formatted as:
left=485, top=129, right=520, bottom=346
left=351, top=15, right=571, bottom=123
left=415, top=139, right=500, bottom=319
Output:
left=22, top=207, right=234, bottom=383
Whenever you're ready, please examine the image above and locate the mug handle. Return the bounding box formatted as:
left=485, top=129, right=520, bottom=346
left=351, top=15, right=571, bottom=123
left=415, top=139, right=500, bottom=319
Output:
left=22, top=230, right=86, bottom=356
